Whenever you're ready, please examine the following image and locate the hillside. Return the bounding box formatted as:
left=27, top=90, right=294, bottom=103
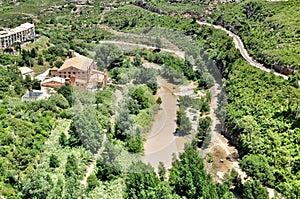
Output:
left=0, top=0, right=299, bottom=199
left=211, top=0, right=300, bottom=72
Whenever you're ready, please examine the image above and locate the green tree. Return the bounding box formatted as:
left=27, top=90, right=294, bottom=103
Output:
left=54, top=61, right=64, bottom=68
left=48, top=178, right=64, bottom=199
left=67, top=120, right=82, bottom=147
left=115, top=99, right=134, bottom=140
left=37, top=56, right=44, bottom=65
left=65, top=154, right=79, bottom=177
left=96, top=142, right=121, bottom=181
left=240, top=154, right=275, bottom=186
left=126, top=136, right=143, bottom=153
left=32, top=79, right=41, bottom=90
left=124, top=161, right=160, bottom=199
left=158, top=162, right=166, bottom=181
left=169, top=144, right=233, bottom=198
left=87, top=173, right=98, bottom=190
left=242, top=180, right=268, bottom=199
left=21, top=171, right=53, bottom=199
left=223, top=169, right=240, bottom=188
left=59, top=132, right=67, bottom=147
left=133, top=54, right=143, bottom=68
left=176, top=109, right=192, bottom=136
left=58, top=84, right=73, bottom=106
left=69, top=106, right=103, bottom=153
left=13, top=41, right=21, bottom=54
left=131, top=85, right=155, bottom=110
left=156, top=97, right=162, bottom=105
left=24, top=74, right=32, bottom=91
left=65, top=174, right=80, bottom=199
left=30, top=48, right=37, bottom=58
left=49, top=154, right=60, bottom=168
left=95, top=44, right=122, bottom=70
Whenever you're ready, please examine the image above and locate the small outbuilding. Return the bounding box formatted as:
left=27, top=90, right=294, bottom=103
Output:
left=19, top=66, right=34, bottom=79
left=21, top=90, right=44, bottom=101
left=41, top=77, right=65, bottom=89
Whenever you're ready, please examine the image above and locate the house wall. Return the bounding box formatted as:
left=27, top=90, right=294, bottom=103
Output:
left=42, top=81, right=64, bottom=89
left=51, top=67, right=88, bottom=80
left=0, top=25, right=35, bottom=49
left=51, top=61, right=95, bottom=88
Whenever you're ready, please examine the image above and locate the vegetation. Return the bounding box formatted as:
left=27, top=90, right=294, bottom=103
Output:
left=145, top=0, right=207, bottom=16
left=169, top=144, right=234, bottom=199
left=114, top=84, right=157, bottom=153
left=124, top=144, right=234, bottom=199
left=103, top=4, right=200, bottom=33
left=211, top=0, right=300, bottom=71
left=0, top=69, right=71, bottom=197
left=225, top=60, right=300, bottom=197
left=197, top=116, right=212, bottom=148
left=1, top=0, right=300, bottom=198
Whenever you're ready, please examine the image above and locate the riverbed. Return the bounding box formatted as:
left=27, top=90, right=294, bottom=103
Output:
left=142, top=76, right=189, bottom=171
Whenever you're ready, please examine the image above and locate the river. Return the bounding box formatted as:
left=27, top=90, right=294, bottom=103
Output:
left=142, top=76, right=187, bottom=171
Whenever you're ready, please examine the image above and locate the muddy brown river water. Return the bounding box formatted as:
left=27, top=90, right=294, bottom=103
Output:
left=142, top=77, right=188, bottom=170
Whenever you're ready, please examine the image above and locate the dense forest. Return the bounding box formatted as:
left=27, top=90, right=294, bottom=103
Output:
left=210, top=0, right=300, bottom=71
left=1, top=0, right=300, bottom=198
left=225, top=60, right=300, bottom=198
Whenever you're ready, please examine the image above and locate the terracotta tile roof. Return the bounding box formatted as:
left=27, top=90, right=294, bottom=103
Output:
left=59, top=55, right=94, bottom=71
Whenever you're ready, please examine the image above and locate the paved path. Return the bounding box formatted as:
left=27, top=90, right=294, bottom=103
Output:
left=196, top=21, right=289, bottom=80
left=99, top=40, right=185, bottom=60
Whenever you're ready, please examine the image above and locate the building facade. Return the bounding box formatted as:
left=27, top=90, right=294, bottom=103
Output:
left=50, top=55, right=96, bottom=88
left=0, top=23, right=35, bottom=49
left=50, top=54, right=108, bottom=89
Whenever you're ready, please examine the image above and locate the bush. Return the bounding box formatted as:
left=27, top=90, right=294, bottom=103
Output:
left=49, top=154, right=60, bottom=168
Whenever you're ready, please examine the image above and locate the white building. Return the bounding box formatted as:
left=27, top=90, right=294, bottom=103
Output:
left=21, top=90, right=45, bottom=101
left=19, top=66, right=34, bottom=79
left=0, top=23, right=35, bottom=49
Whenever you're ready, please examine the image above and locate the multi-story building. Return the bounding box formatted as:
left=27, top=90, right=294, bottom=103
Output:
left=0, top=23, right=35, bottom=49
left=50, top=54, right=107, bottom=89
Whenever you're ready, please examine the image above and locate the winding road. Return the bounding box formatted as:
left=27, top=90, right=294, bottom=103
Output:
left=88, top=4, right=288, bottom=197
left=98, top=40, right=185, bottom=60
left=99, top=21, right=283, bottom=197
left=196, top=21, right=289, bottom=80
left=99, top=24, right=291, bottom=167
